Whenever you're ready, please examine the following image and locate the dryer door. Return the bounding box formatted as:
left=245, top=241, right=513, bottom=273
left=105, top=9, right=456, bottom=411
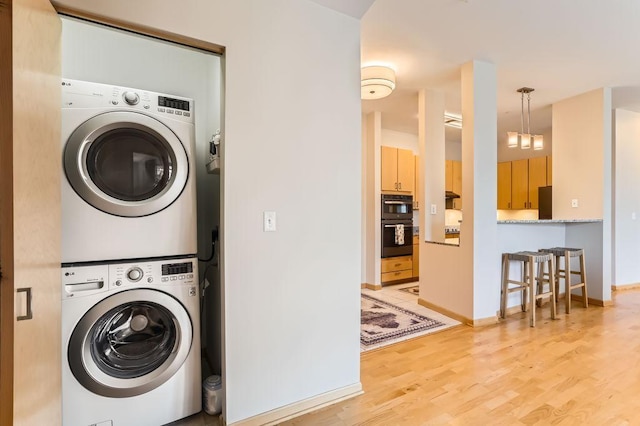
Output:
left=68, top=289, right=193, bottom=398
left=64, top=111, right=189, bottom=217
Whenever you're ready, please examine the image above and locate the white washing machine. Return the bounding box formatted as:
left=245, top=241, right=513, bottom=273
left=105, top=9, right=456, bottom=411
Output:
left=61, top=79, right=197, bottom=263
left=61, top=256, right=201, bottom=426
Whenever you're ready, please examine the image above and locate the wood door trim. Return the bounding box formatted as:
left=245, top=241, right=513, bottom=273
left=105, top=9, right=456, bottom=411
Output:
left=51, top=2, right=225, bottom=55
left=0, top=0, right=15, bottom=422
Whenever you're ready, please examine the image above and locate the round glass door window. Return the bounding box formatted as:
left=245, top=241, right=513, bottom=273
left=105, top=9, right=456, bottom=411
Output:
left=64, top=111, right=189, bottom=217
left=68, top=289, right=193, bottom=398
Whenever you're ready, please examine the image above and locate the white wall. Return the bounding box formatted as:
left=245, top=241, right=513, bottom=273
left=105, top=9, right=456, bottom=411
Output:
left=420, top=61, right=498, bottom=323
left=363, top=112, right=382, bottom=286
left=552, top=89, right=609, bottom=219
left=60, top=16, right=224, bottom=372
left=552, top=88, right=612, bottom=304
left=613, top=109, right=640, bottom=286
left=56, top=1, right=363, bottom=423
left=381, top=128, right=418, bottom=152
left=418, top=90, right=446, bottom=242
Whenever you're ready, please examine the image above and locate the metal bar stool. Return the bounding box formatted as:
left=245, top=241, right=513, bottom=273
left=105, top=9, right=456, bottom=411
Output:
left=539, top=247, right=588, bottom=314
left=500, top=251, right=556, bottom=327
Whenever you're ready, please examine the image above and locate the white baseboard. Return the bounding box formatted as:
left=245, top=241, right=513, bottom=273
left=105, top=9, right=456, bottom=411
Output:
left=227, top=382, right=363, bottom=426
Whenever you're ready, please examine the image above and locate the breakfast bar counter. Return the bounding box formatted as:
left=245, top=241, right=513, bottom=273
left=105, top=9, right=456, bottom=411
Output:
left=497, top=218, right=608, bottom=309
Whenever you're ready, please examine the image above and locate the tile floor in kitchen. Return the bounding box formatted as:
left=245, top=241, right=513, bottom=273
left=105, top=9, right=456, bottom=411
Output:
left=362, top=282, right=461, bottom=326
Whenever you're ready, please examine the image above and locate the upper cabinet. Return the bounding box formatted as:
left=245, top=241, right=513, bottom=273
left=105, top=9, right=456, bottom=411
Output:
left=445, top=160, right=462, bottom=210
left=497, top=161, right=512, bottom=209
left=498, top=156, right=551, bottom=210
left=381, top=146, right=414, bottom=194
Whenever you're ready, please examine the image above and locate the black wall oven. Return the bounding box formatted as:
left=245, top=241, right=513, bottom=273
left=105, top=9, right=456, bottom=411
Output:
left=381, top=194, right=413, bottom=258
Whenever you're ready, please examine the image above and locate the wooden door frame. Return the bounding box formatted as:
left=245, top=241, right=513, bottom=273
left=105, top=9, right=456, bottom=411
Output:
left=1, top=2, right=225, bottom=423
left=51, top=2, right=225, bottom=55
left=0, top=0, right=15, bottom=422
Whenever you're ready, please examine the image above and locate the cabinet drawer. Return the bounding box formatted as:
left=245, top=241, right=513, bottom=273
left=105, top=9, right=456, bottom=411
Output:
left=381, top=256, right=412, bottom=273
left=381, top=269, right=413, bottom=283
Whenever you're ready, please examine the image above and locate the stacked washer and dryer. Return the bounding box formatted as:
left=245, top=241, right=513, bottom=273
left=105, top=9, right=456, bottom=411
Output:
left=60, top=79, right=202, bottom=425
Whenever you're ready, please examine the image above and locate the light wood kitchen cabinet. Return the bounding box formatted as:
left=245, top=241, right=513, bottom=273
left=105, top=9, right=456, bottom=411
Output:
left=412, top=235, right=419, bottom=278
left=381, top=256, right=413, bottom=283
left=452, top=160, right=462, bottom=209
left=511, top=159, right=529, bottom=209
left=414, top=155, right=421, bottom=209
left=499, top=156, right=550, bottom=210
left=381, top=146, right=414, bottom=194
left=497, top=161, right=512, bottom=209
left=445, top=160, right=462, bottom=209
left=528, top=156, right=547, bottom=209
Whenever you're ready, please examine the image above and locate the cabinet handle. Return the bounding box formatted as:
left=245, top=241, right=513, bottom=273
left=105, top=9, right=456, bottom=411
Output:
left=394, top=182, right=398, bottom=190
left=508, top=202, right=511, bottom=209
left=17, top=287, right=33, bottom=321
left=398, top=182, right=402, bottom=190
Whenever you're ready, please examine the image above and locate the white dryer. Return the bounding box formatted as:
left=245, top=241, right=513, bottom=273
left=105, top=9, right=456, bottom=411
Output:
left=61, top=256, right=201, bottom=426
left=61, top=79, right=197, bottom=263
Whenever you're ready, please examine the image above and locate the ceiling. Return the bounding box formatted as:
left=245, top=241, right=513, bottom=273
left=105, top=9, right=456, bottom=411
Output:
left=360, top=0, right=640, bottom=142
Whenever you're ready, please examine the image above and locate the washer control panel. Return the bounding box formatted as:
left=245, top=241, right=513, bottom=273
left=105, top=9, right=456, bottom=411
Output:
left=110, top=257, right=196, bottom=289
left=61, top=79, right=194, bottom=123
left=61, top=257, right=198, bottom=300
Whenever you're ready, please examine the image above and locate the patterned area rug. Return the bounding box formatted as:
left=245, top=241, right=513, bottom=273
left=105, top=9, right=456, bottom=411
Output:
left=397, top=285, right=419, bottom=296
left=361, top=294, right=447, bottom=352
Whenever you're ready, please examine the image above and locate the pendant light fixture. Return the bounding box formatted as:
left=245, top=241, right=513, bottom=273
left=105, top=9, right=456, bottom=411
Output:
left=508, top=87, right=543, bottom=150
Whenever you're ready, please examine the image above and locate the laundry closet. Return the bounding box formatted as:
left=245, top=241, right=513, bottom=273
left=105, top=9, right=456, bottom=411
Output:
left=59, top=16, right=222, bottom=425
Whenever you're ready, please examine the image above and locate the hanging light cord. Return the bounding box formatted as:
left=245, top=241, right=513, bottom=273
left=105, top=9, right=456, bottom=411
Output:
left=520, top=91, right=525, bottom=134
left=527, top=92, right=532, bottom=134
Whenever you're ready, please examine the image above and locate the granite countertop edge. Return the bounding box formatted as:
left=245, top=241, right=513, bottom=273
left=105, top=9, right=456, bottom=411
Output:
left=425, top=240, right=460, bottom=246
left=497, top=219, right=603, bottom=224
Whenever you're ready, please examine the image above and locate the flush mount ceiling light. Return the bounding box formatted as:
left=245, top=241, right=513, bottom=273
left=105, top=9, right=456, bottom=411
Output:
left=508, top=87, right=543, bottom=150
left=361, top=66, right=396, bottom=100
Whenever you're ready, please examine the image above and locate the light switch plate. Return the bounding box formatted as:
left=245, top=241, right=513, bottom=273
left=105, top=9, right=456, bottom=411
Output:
left=571, top=199, right=579, bottom=208
left=430, top=204, right=437, bottom=215
left=263, top=211, right=276, bottom=232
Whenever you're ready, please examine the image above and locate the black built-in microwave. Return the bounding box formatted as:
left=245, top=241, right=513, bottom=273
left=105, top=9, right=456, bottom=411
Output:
left=381, top=194, right=413, bottom=220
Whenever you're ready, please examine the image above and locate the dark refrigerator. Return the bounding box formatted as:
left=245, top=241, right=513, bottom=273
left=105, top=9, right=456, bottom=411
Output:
left=538, top=186, right=552, bottom=219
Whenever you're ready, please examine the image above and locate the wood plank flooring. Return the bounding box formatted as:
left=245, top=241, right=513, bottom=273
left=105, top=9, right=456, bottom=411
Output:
left=282, top=290, right=640, bottom=425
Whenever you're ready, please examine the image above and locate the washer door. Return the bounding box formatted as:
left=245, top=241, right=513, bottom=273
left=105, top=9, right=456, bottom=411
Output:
left=68, top=289, right=193, bottom=398
left=64, top=111, right=189, bottom=217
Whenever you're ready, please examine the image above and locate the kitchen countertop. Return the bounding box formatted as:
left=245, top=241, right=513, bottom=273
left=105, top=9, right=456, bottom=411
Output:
left=498, top=219, right=603, bottom=224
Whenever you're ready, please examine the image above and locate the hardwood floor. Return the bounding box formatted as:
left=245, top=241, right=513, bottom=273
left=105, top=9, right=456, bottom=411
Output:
left=283, top=290, right=640, bottom=425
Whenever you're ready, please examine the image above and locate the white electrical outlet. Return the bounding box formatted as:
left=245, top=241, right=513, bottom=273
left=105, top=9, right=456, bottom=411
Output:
left=430, top=204, right=437, bottom=215
left=633, top=212, right=637, bottom=220
left=263, top=211, right=276, bottom=232
left=571, top=199, right=579, bottom=208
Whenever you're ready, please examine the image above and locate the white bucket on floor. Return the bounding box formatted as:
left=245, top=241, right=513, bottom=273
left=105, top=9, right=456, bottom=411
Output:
left=203, top=375, right=223, bottom=415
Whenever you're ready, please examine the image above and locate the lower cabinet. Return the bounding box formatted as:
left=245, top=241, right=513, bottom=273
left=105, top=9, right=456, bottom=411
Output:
left=412, top=235, right=419, bottom=278
left=381, top=256, right=413, bottom=283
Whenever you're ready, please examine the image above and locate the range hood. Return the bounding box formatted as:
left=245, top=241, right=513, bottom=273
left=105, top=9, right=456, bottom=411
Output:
left=445, top=191, right=460, bottom=199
